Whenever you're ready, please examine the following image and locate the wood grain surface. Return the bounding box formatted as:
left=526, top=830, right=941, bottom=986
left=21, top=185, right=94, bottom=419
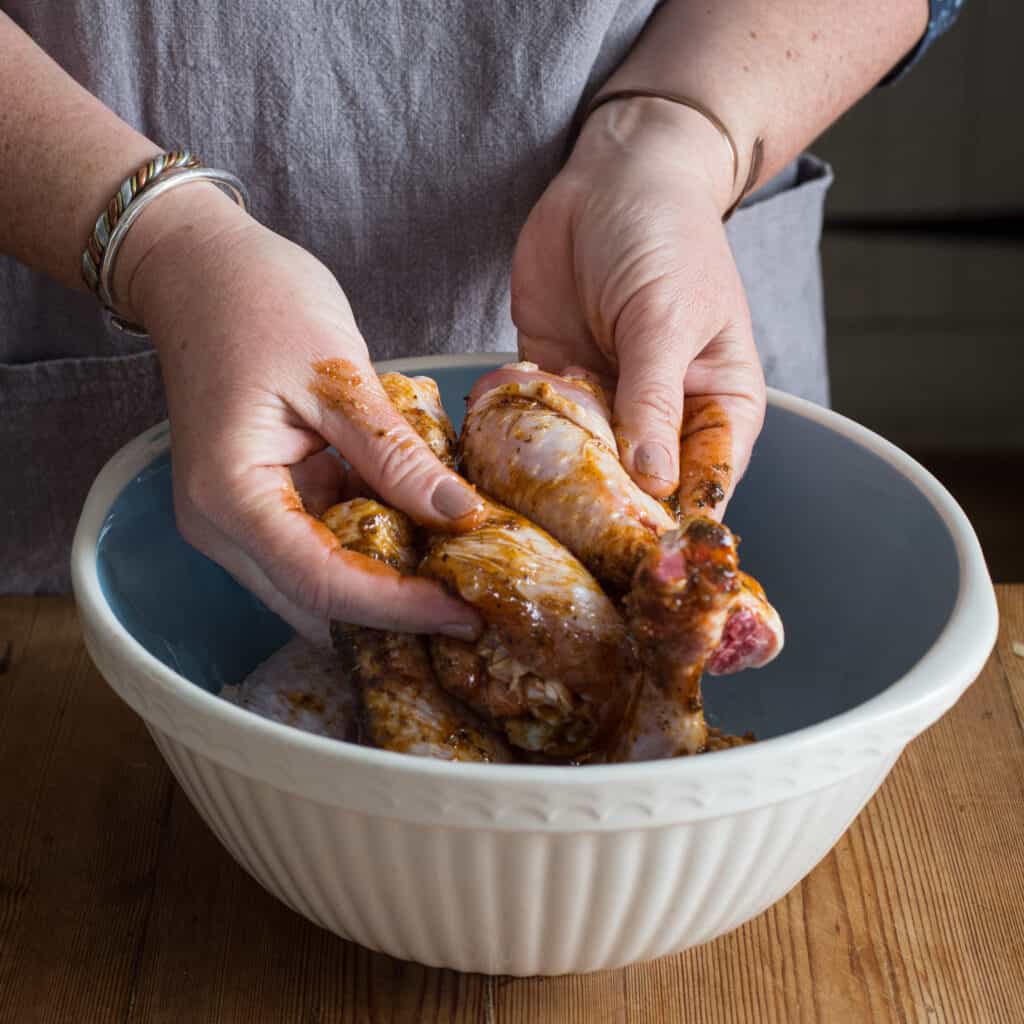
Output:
left=1, top=592, right=1022, bottom=1023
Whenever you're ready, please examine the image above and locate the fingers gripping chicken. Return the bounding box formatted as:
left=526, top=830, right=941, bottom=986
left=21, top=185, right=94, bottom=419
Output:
left=460, top=363, right=783, bottom=757
left=460, top=363, right=783, bottom=677
left=463, top=363, right=674, bottom=593
left=380, top=373, right=638, bottom=758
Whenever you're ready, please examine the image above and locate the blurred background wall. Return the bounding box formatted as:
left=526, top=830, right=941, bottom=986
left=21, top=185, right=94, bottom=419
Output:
left=813, top=0, right=1022, bottom=579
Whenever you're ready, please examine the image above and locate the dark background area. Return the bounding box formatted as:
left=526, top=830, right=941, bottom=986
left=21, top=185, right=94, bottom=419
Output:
left=813, top=0, right=1022, bottom=580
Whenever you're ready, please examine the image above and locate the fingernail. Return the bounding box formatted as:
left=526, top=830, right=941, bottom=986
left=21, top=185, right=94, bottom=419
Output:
left=432, top=478, right=483, bottom=521
left=440, top=622, right=479, bottom=643
left=634, top=442, right=675, bottom=483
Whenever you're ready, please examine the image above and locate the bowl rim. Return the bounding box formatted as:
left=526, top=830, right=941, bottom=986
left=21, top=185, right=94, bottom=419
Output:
left=72, top=353, right=998, bottom=786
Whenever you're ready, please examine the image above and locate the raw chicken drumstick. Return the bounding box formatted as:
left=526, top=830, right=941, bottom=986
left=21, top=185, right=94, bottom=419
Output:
left=322, top=496, right=512, bottom=762
left=460, top=362, right=783, bottom=756
left=615, top=516, right=744, bottom=760
left=463, top=363, right=675, bottom=592
left=461, top=362, right=783, bottom=676
left=380, top=373, right=639, bottom=758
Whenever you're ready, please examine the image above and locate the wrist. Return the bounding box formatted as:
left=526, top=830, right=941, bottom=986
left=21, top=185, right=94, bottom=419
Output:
left=112, top=181, right=250, bottom=327
left=572, top=96, right=737, bottom=216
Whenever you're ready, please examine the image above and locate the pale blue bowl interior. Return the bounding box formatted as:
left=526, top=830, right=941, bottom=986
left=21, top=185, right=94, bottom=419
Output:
left=96, top=363, right=960, bottom=742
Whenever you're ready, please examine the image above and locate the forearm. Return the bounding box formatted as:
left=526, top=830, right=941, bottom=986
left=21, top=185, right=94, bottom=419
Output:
left=596, top=0, right=928, bottom=207
left=0, top=12, right=160, bottom=290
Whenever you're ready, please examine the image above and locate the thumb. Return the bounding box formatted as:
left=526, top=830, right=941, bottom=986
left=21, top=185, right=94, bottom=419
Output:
left=305, top=358, right=486, bottom=531
left=611, top=283, right=696, bottom=499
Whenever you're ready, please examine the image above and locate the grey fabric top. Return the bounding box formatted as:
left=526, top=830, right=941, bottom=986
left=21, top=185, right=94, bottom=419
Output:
left=0, top=2, right=831, bottom=593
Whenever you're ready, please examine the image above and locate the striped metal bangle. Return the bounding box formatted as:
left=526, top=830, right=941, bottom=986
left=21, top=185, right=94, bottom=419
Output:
left=97, top=166, right=249, bottom=335
left=81, top=150, right=200, bottom=295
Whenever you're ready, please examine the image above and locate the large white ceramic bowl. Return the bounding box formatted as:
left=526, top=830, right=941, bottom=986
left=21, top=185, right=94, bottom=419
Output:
left=72, top=354, right=998, bottom=975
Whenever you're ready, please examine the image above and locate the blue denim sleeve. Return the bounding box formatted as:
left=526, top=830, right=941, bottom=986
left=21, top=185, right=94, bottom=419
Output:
left=882, top=0, right=966, bottom=83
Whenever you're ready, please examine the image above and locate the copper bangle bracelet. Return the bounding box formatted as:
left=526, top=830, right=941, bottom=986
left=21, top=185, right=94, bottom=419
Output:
left=582, top=88, right=765, bottom=220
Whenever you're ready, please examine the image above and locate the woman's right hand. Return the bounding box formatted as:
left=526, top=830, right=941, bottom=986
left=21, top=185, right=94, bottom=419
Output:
left=115, top=184, right=486, bottom=645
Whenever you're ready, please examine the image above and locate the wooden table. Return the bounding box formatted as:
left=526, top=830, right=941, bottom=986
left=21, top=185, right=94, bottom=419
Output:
left=2, top=590, right=1023, bottom=1023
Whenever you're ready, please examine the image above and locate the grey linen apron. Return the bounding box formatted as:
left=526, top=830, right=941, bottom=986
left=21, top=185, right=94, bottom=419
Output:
left=0, top=1, right=831, bottom=593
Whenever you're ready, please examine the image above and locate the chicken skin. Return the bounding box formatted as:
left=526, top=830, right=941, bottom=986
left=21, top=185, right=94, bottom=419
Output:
left=463, top=362, right=674, bottom=593
left=421, top=504, right=636, bottom=757
left=221, top=636, right=358, bottom=741
left=381, top=373, right=638, bottom=758
left=322, top=497, right=512, bottom=762
left=615, top=517, right=741, bottom=758
left=376, top=372, right=459, bottom=470
left=461, top=362, right=783, bottom=677
left=461, top=362, right=783, bottom=756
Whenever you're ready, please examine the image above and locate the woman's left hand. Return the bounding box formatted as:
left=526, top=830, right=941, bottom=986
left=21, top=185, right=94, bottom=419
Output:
left=512, top=97, right=766, bottom=515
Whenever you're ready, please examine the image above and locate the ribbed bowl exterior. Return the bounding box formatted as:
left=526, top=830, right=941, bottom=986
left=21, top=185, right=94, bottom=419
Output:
left=149, top=724, right=896, bottom=975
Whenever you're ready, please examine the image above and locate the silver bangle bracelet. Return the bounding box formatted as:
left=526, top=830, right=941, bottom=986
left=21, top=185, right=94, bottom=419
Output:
left=97, top=166, right=250, bottom=336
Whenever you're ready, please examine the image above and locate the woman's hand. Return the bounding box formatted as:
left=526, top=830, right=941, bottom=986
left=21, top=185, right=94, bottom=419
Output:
left=115, top=185, right=485, bottom=645
left=512, top=97, right=766, bottom=513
